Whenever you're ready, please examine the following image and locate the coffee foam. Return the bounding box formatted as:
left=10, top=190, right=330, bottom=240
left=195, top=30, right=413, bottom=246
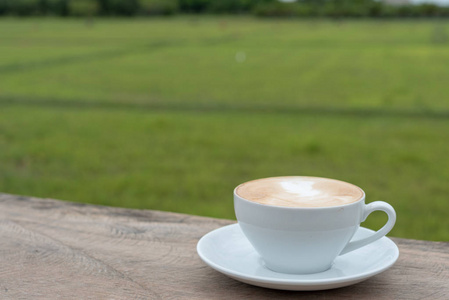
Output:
left=236, top=177, right=363, bottom=208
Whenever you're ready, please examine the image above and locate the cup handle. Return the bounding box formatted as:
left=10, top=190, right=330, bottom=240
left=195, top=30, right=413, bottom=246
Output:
left=339, top=201, right=396, bottom=255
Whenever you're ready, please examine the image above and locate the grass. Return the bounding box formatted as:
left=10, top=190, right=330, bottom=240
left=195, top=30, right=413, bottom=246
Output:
left=1, top=17, right=449, bottom=241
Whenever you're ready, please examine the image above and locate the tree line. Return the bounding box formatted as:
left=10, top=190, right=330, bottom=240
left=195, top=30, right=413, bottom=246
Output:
left=1, top=0, right=448, bottom=18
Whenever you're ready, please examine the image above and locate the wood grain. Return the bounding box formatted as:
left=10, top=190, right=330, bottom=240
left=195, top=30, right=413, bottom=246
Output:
left=0, top=193, right=448, bottom=299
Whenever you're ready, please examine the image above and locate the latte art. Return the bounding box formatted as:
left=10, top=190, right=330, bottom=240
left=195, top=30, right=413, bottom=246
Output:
left=235, top=176, right=363, bottom=208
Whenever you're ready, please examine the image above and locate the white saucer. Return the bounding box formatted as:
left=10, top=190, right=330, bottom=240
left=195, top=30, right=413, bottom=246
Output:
left=197, top=224, right=399, bottom=291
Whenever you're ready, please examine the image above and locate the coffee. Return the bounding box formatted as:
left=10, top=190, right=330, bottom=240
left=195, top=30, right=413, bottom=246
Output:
left=234, top=176, right=396, bottom=274
left=235, top=176, right=363, bottom=208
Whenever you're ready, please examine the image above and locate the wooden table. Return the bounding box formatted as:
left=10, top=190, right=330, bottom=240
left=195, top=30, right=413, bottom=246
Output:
left=0, top=193, right=448, bottom=299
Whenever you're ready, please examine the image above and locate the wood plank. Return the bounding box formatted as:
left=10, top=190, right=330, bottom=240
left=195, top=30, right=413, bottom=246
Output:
left=0, top=193, right=448, bottom=299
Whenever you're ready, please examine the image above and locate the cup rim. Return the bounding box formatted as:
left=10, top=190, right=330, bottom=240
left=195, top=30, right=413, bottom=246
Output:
left=234, top=176, right=366, bottom=210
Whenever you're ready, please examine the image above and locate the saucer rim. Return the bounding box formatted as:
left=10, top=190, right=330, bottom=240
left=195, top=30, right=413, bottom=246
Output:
left=197, top=224, right=399, bottom=286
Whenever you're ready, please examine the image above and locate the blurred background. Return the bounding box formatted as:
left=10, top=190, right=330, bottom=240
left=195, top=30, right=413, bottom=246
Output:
left=1, top=0, right=448, bottom=241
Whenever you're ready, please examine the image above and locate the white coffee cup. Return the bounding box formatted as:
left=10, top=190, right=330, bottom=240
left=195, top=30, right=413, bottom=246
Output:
left=234, top=177, right=396, bottom=274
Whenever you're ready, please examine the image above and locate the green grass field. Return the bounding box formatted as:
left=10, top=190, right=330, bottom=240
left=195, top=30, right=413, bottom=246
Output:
left=1, top=17, right=449, bottom=241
